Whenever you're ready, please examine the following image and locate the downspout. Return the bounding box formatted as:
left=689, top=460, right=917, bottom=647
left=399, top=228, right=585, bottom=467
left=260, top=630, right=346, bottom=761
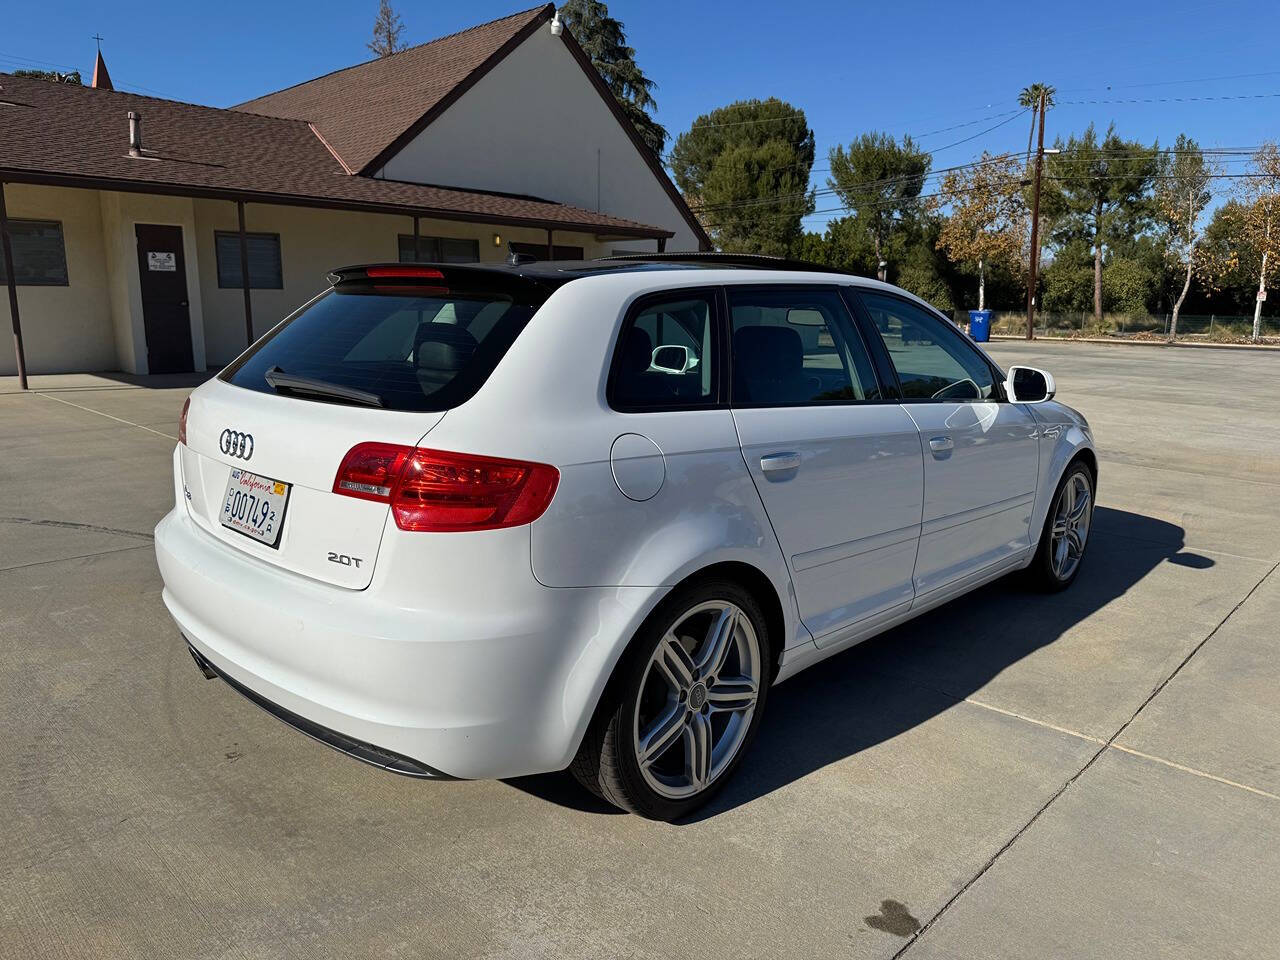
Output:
left=237, top=200, right=254, bottom=347
left=0, top=181, right=28, bottom=390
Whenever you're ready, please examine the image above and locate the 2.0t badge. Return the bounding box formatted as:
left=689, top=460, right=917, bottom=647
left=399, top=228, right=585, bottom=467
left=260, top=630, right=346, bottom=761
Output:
left=220, top=429, right=254, bottom=460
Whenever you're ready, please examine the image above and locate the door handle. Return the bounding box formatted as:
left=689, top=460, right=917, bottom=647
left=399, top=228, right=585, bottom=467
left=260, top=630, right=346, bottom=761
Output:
left=760, top=452, right=802, bottom=473
left=928, top=436, right=954, bottom=454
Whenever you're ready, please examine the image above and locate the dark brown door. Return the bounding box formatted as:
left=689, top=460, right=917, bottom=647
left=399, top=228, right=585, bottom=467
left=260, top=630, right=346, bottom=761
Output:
left=135, top=224, right=194, bottom=374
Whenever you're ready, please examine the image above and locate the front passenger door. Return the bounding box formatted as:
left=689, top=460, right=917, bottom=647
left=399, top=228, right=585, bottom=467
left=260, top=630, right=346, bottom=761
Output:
left=856, top=292, right=1040, bottom=600
left=729, top=286, right=924, bottom=646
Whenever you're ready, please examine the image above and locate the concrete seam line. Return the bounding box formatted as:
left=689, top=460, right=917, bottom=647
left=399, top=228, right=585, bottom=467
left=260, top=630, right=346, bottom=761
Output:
left=962, top=697, right=1280, bottom=802
left=0, top=516, right=154, bottom=540
left=1093, top=455, right=1280, bottom=490
left=893, top=558, right=1280, bottom=959
left=961, top=698, right=1106, bottom=745
left=0, top=542, right=152, bottom=574
left=1107, top=744, right=1280, bottom=802
left=36, top=392, right=177, bottom=441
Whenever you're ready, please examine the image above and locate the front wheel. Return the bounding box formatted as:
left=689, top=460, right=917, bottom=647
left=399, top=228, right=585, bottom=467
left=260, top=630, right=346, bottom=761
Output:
left=571, top=580, right=771, bottom=820
left=1028, top=461, right=1094, bottom=591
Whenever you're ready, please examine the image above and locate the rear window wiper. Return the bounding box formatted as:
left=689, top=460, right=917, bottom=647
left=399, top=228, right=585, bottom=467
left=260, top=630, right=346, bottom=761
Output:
left=264, top=366, right=384, bottom=408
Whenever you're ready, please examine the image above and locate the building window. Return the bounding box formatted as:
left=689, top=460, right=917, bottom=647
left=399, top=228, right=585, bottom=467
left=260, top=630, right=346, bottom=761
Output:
left=215, top=231, right=283, bottom=289
left=397, top=235, right=480, bottom=263
left=509, top=241, right=585, bottom=261
left=0, top=219, right=69, bottom=286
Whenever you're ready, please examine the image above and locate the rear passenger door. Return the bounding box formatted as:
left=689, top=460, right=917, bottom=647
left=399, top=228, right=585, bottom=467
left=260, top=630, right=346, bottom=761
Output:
left=855, top=292, right=1040, bottom=599
left=728, top=285, right=924, bottom=646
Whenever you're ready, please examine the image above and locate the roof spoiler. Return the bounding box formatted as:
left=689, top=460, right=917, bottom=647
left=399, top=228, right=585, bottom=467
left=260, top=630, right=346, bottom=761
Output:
left=596, top=252, right=854, bottom=275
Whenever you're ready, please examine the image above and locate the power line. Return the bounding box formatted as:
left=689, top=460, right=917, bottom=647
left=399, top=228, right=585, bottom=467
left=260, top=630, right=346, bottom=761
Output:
left=1058, top=91, right=1280, bottom=106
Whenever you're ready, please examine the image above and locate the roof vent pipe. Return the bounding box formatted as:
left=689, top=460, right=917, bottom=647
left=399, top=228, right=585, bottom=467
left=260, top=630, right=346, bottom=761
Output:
left=128, top=111, right=142, bottom=157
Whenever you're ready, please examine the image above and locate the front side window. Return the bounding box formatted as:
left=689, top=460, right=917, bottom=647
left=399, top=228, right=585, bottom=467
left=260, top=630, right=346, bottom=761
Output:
left=859, top=292, right=997, bottom=401
left=729, top=287, right=879, bottom=406
left=610, top=292, right=717, bottom=410
left=0, top=219, right=68, bottom=286
left=215, top=231, right=283, bottom=289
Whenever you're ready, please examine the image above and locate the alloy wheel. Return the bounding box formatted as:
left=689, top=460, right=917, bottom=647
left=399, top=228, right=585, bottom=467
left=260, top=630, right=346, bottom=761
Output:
left=632, top=601, right=762, bottom=800
left=1050, top=472, right=1092, bottom=581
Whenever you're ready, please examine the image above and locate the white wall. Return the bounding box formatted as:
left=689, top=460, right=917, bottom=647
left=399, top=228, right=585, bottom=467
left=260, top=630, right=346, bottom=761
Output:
left=0, top=184, right=117, bottom=376
left=192, top=201, right=606, bottom=367
left=376, top=24, right=699, bottom=252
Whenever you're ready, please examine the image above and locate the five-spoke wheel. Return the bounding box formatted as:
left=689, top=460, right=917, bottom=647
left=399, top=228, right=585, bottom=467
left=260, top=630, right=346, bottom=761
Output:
left=571, top=580, right=771, bottom=820
left=1030, top=460, right=1094, bottom=591
left=633, top=601, right=762, bottom=800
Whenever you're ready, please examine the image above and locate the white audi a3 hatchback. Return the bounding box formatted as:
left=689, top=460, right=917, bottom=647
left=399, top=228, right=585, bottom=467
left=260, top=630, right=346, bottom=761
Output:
left=157, top=254, right=1096, bottom=820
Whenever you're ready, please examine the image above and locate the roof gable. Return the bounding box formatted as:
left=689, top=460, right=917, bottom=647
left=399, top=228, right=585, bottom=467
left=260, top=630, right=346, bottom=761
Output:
left=0, top=74, right=670, bottom=239
left=234, top=5, right=552, bottom=175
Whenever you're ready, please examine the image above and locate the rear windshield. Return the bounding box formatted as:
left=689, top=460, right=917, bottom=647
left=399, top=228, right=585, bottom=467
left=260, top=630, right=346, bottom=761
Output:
left=221, top=278, right=548, bottom=411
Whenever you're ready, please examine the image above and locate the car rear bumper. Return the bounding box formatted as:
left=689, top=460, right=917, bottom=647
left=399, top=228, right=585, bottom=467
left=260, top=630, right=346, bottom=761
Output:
left=155, top=502, right=655, bottom=780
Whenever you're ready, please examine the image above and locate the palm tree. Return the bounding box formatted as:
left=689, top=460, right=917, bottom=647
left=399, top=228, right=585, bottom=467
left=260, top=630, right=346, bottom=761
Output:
left=1019, top=84, right=1056, bottom=164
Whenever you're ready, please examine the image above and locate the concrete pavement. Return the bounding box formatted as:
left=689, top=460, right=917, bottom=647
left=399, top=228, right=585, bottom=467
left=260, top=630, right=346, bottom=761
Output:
left=1, top=342, right=1277, bottom=959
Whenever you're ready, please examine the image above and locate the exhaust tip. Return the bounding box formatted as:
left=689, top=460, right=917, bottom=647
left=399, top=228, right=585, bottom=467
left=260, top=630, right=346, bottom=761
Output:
left=186, top=640, right=217, bottom=680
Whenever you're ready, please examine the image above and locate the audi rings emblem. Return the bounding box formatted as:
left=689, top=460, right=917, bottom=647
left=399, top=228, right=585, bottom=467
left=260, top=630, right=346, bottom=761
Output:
left=220, top=429, right=254, bottom=460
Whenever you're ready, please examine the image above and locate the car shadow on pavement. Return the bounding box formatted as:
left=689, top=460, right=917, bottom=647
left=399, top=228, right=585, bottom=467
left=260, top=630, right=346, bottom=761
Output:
left=509, top=507, right=1214, bottom=820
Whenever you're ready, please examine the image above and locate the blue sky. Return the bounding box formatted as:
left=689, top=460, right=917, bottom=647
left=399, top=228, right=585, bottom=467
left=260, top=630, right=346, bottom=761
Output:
left=5, top=0, right=1277, bottom=230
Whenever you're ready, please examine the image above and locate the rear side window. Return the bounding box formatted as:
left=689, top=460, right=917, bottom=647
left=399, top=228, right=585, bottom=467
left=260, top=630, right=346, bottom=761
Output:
left=222, top=277, right=547, bottom=412
left=859, top=292, right=996, bottom=401
left=610, top=291, right=719, bottom=410
left=729, top=287, right=880, bottom=405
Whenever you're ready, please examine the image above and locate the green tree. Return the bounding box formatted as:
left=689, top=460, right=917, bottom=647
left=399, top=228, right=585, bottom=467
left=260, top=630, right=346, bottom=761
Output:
left=12, top=69, right=82, bottom=84
left=1153, top=135, right=1214, bottom=339
left=827, top=133, right=931, bottom=281
left=670, top=99, right=815, bottom=255
left=1048, top=124, right=1158, bottom=326
left=367, top=0, right=406, bottom=58
left=560, top=0, right=666, bottom=155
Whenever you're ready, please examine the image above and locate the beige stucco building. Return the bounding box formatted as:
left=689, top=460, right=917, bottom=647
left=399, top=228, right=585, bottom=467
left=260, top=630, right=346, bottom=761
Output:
left=0, top=4, right=707, bottom=380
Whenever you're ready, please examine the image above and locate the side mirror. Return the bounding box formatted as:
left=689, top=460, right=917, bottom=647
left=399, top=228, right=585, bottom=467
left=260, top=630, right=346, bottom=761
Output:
left=1005, top=365, right=1056, bottom=403
left=651, top=344, right=693, bottom=374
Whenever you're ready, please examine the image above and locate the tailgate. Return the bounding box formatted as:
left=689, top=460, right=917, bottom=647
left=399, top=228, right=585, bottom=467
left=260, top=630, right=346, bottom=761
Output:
left=181, top=378, right=442, bottom=588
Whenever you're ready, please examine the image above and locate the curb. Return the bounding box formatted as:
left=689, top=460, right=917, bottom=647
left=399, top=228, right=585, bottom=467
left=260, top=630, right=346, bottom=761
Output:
left=987, top=335, right=1280, bottom=352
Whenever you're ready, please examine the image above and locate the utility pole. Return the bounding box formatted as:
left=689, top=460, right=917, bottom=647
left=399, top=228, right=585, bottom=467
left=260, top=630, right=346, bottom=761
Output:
left=1025, top=88, right=1047, bottom=340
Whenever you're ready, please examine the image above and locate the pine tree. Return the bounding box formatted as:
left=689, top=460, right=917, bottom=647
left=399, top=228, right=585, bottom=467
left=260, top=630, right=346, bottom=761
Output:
left=368, top=0, right=406, bottom=58
left=559, top=0, right=666, bottom=155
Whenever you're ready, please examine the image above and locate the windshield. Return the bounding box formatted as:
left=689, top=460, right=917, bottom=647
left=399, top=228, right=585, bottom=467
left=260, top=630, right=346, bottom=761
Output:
left=221, top=280, right=547, bottom=412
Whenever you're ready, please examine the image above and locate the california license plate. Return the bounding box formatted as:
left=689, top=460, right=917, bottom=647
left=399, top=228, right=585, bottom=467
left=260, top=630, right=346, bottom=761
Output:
left=220, top=468, right=290, bottom=548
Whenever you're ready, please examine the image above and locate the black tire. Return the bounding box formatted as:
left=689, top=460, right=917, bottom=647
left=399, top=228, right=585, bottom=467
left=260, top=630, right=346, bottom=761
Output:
left=570, top=578, right=773, bottom=821
left=1027, top=460, right=1095, bottom=592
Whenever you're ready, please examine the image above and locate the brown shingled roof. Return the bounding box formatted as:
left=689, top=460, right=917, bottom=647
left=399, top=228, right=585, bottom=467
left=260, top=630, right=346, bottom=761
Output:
left=0, top=74, right=670, bottom=239
left=235, top=5, right=553, bottom=175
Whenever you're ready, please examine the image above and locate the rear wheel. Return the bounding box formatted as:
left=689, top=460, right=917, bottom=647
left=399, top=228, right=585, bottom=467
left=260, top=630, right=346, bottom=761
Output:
left=571, top=579, right=771, bottom=820
left=1028, top=461, right=1094, bottom=591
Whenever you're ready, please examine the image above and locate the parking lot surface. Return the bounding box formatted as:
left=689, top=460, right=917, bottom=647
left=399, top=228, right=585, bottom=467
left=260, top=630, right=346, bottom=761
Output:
left=3, top=342, right=1278, bottom=959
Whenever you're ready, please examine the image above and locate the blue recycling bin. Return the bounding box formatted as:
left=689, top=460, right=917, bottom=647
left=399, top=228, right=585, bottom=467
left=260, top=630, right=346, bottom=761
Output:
left=968, top=309, right=991, bottom=342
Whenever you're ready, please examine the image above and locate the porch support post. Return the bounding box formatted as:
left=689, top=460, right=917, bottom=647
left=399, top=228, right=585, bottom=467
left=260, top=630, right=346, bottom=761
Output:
left=0, top=181, right=28, bottom=390
left=657, top=236, right=667, bottom=253
left=413, top=215, right=421, bottom=261
left=237, top=200, right=254, bottom=347
left=546, top=228, right=554, bottom=260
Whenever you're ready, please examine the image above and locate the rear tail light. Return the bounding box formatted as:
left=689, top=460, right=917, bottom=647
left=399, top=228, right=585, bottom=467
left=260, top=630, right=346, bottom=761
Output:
left=333, top=443, right=559, bottom=532
left=178, top=397, right=190, bottom=445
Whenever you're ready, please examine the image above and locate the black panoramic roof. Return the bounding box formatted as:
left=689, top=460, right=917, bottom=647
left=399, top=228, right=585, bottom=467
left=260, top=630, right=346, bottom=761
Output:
left=329, top=253, right=858, bottom=290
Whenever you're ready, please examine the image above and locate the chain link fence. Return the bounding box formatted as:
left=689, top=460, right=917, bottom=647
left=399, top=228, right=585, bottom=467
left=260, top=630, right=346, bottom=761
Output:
left=949, top=310, right=1279, bottom=344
